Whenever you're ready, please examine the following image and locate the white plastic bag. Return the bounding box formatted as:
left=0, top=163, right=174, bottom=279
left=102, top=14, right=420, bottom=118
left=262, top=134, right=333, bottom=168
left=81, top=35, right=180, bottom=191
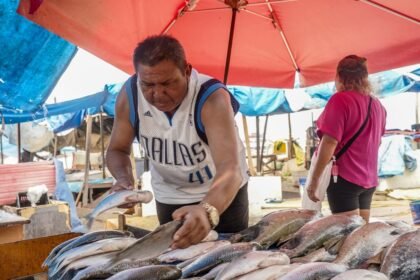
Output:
left=27, top=184, right=48, bottom=207
left=301, top=151, right=332, bottom=211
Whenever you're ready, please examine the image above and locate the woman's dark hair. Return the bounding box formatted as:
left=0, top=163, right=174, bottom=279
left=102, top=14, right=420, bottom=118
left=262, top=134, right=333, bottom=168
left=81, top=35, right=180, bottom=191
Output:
left=336, top=55, right=372, bottom=94
left=133, top=35, right=187, bottom=72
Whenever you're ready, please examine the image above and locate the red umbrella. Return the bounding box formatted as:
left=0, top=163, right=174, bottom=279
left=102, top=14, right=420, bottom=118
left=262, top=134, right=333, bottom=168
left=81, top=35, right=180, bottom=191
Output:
left=18, top=0, right=420, bottom=88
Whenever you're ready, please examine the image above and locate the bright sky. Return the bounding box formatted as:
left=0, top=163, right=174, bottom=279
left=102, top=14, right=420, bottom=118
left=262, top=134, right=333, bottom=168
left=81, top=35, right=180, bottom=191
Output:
left=47, top=49, right=129, bottom=103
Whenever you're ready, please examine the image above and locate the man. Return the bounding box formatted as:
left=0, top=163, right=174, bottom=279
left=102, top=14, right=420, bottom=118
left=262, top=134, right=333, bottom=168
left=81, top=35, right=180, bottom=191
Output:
left=106, top=35, right=249, bottom=249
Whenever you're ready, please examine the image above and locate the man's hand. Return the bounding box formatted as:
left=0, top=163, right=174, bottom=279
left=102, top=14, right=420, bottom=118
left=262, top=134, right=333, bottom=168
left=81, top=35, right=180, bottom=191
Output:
left=110, top=179, right=135, bottom=208
left=306, top=179, right=320, bottom=202
left=110, top=178, right=134, bottom=193
left=171, top=205, right=211, bottom=249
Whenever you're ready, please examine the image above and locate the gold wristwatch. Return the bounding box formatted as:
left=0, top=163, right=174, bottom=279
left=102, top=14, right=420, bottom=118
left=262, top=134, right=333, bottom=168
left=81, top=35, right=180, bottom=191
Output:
left=200, top=202, right=219, bottom=229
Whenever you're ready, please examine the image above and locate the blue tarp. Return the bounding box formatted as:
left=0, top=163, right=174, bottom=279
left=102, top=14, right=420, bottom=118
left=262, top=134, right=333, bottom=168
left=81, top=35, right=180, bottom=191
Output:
left=228, top=68, right=420, bottom=116
left=2, top=67, right=418, bottom=134
left=0, top=0, right=77, bottom=114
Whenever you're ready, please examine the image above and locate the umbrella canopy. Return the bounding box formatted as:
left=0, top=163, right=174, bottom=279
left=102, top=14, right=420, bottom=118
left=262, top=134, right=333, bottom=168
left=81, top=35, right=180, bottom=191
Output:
left=18, top=0, right=420, bottom=88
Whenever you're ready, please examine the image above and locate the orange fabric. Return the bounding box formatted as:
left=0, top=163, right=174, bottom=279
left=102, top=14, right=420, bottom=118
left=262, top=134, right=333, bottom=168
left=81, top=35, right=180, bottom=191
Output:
left=18, top=0, right=420, bottom=88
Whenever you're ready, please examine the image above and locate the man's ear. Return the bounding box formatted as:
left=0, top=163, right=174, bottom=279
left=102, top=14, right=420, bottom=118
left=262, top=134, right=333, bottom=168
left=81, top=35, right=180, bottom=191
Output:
left=185, top=63, right=192, bottom=77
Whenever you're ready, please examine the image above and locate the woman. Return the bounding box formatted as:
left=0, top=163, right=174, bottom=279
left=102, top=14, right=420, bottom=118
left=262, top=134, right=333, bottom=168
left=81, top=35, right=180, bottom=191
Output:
left=307, top=55, right=386, bottom=222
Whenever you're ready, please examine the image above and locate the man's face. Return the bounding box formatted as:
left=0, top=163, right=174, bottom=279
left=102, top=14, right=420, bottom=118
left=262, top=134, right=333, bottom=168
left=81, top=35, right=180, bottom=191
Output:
left=137, top=60, right=191, bottom=113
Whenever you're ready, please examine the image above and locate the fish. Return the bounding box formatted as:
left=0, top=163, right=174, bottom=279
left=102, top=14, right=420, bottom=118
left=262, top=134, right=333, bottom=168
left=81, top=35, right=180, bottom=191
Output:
left=106, top=265, right=181, bottom=280
left=72, top=258, right=159, bottom=280
left=235, top=264, right=301, bottom=280
left=333, top=222, right=403, bottom=268
left=380, top=229, right=420, bottom=280
left=177, top=256, right=200, bottom=269
left=182, top=242, right=256, bottom=278
left=55, top=252, right=116, bottom=280
left=279, top=262, right=347, bottom=280
left=111, top=220, right=182, bottom=265
left=291, top=247, right=336, bottom=263
left=230, top=209, right=319, bottom=249
left=49, top=237, right=136, bottom=278
left=158, top=240, right=230, bottom=263
left=85, top=190, right=153, bottom=228
left=215, top=251, right=289, bottom=280
left=281, top=215, right=364, bottom=258
left=42, top=235, right=80, bottom=268
left=201, top=262, right=230, bottom=279
left=331, top=269, right=389, bottom=280
left=45, top=230, right=130, bottom=267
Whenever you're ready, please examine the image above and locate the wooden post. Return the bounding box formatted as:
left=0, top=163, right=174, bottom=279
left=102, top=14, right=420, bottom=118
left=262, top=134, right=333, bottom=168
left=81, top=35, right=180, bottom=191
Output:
left=53, top=136, right=58, bottom=157
left=17, top=123, right=21, bottom=163
left=288, top=113, right=293, bottom=159
left=0, top=115, right=4, bottom=164
left=75, top=115, right=92, bottom=207
left=99, top=110, right=106, bottom=179
left=256, top=116, right=260, bottom=174
left=241, top=115, right=256, bottom=176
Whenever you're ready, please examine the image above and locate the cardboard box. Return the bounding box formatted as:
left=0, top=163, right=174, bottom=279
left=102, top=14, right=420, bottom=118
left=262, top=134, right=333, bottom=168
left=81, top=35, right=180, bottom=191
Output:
left=3, top=200, right=71, bottom=240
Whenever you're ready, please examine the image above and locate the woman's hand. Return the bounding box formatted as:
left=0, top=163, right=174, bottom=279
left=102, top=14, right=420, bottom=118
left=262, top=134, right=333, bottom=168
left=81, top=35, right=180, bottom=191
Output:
left=306, top=178, right=320, bottom=202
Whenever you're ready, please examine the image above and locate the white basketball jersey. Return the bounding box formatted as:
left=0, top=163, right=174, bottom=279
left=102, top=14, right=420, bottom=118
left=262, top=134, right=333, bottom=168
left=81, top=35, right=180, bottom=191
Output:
left=136, top=69, right=248, bottom=204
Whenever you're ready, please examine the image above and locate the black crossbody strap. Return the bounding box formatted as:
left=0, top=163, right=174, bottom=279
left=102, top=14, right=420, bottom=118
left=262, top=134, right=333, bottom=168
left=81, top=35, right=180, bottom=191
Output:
left=335, top=96, right=373, bottom=160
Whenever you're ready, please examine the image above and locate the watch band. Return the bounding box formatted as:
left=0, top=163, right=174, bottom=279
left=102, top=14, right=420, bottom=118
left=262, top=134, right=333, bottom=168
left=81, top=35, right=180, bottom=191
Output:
left=200, top=202, right=219, bottom=229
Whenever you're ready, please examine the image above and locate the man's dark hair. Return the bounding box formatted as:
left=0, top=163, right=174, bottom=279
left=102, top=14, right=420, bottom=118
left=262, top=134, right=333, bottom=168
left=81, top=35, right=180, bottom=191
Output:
left=133, top=35, right=187, bottom=72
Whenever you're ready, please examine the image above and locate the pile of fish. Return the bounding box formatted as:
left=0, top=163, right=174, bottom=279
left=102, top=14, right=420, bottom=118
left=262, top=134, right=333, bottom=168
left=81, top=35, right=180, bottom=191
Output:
left=44, top=208, right=420, bottom=280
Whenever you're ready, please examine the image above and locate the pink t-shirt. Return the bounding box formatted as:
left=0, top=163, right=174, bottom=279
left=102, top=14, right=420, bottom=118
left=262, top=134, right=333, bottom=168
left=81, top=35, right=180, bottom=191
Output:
left=317, top=91, right=386, bottom=188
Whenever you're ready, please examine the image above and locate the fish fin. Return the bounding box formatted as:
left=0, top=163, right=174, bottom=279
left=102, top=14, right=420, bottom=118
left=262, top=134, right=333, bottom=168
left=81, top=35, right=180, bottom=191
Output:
left=323, top=235, right=345, bottom=254
left=276, top=232, right=296, bottom=247
left=365, top=251, right=384, bottom=265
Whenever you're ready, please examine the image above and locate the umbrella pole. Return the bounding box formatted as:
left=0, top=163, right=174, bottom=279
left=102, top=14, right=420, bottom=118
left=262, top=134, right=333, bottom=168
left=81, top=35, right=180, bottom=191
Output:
left=259, top=115, right=269, bottom=174
left=223, top=8, right=238, bottom=84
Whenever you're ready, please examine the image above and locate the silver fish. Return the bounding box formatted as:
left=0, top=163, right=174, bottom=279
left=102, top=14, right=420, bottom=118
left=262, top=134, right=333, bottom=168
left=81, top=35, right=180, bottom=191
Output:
left=216, top=251, right=289, bottom=280
left=331, top=269, right=389, bottom=280
left=72, top=258, right=158, bottom=280
left=42, top=235, right=80, bottom=268
left=56, top=252, right=116, bottom=280
left=111, top=220, right=182, bottom=265
left=281, top=215, right=364, bottom=258
left=45, top=230, right=130, bottom=267
left=201, top=262, right=230, bottom=279
left=50, top=237, right=135, bottom=278
left=106, top=265, right=181, bottom=280
left=158, top=240, right=230, bottom=263
left=279, top=262, right=347, bottom=280
left=230, top=209, right=319, bottom=249
left=334, top=222, right=402, bottom=268
left=236, top=264, right=300, bottom=280
left=85, top=190, right=153, bottom=228
left=380, top=229, right=420, bottom=280
left=182, top=242, right=256, bottom=278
